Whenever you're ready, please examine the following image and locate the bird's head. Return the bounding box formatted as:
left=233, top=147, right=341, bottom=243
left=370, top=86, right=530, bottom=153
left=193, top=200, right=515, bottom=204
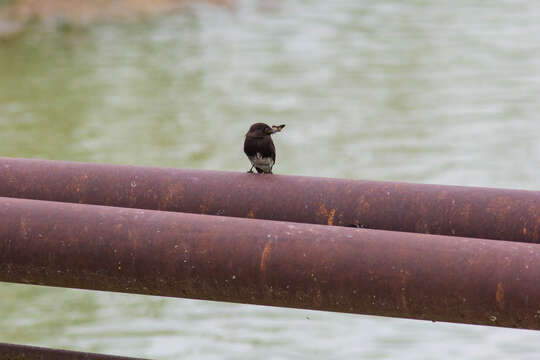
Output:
left=246, top=123, right=285, bottom=137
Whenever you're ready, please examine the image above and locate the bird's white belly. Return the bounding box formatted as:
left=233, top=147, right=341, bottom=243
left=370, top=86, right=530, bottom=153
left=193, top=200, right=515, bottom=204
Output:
left=249, top=153, right=274, bottom=172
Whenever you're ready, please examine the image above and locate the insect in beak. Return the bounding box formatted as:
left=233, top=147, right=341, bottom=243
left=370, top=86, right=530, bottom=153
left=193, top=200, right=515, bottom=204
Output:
left=271, top=124, right=286, bottom=133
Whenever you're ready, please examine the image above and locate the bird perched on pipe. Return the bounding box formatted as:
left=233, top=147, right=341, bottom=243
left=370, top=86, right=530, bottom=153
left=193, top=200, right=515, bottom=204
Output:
left=244, top=123, right=285, bottom=174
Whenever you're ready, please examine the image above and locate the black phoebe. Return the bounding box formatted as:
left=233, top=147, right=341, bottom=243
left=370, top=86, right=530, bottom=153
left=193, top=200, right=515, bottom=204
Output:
left=244, top=123, right=285, bottom=174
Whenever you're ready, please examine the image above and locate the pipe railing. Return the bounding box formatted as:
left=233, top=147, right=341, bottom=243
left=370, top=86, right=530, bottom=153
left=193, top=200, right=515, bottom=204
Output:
left=0, top=342, right=146, bottom=360
left=1, top=156, right=540, bottom=359
left=1, top=196, right=540, bottom=330
left=0, top=157, right=539, bottom=243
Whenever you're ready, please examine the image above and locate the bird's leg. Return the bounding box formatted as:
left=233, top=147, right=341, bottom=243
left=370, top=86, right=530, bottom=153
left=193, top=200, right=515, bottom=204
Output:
left=247, top=164, right=255, bottom=173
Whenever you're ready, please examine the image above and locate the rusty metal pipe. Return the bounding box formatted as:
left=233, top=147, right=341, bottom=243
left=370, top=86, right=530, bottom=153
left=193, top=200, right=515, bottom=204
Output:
left=1, top=197, right=540, bottom=330
left=1, top=157, right=539, bottom=243
left=0, top=342, right=147, bottom=360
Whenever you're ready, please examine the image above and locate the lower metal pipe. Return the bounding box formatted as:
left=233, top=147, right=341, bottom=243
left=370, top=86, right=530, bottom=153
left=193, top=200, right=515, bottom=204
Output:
left=0, top=342, right=146, bottom=360
left=0, top=157, right=539, bottom=243
left=1, top=197, right=540, bottom=330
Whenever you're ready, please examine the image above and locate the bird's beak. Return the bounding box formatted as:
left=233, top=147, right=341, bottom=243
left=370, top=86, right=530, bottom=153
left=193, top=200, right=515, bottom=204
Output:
left=271, top=124, right=286, bottom=133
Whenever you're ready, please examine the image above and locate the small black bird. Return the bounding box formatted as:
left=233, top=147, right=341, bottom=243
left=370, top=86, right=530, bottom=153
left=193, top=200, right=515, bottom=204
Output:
left=244, top=123, right=285, bottom=174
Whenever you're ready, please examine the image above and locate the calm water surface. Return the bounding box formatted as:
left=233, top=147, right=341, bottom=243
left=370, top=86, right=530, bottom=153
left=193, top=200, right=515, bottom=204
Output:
left=1, top=1, right=540, bottom=359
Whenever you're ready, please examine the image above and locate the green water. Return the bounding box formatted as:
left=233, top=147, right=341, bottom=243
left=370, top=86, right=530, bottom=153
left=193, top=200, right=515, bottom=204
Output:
left=1, top=1, right=540, bottom=359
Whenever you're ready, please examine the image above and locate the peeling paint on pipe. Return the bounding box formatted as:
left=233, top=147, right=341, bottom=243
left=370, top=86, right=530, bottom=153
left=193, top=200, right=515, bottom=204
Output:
left=0, top=157, right=538, bottom=243
left=0, top=342, right=147, bottom=360
left=1, top=197, right=540, bottom=330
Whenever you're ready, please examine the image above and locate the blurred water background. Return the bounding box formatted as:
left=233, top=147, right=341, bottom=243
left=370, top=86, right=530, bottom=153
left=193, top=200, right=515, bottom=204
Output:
left=1, top=0, right=540, bottom=359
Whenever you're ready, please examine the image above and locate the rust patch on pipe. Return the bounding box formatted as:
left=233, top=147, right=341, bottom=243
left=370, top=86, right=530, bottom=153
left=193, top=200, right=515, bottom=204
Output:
left=316, top=203, right=328, bottom=221
left=260, top=242, right=271, bottom=273
left=400, top=270, right=410, bottom=313
left=496, top=282, right=505, bottom=310
left=327, top=209, right=336, bottom=226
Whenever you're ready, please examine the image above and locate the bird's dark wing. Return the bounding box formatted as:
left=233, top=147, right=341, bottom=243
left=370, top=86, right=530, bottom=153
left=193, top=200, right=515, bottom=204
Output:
left=244, top=136, right=276, bottom=162
left=260, top=136, right=275, bottom=162
left=244, top=136, right=259, bottom=157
